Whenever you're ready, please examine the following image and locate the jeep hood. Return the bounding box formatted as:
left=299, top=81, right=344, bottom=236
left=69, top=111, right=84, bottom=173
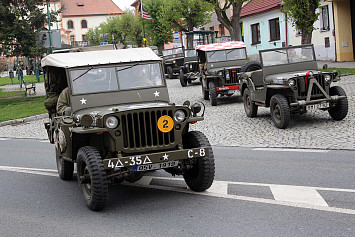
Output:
left=264, top=69, right=321, bottom=82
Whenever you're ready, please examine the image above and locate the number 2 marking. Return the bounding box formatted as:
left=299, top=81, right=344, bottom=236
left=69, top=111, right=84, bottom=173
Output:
left=163, top=120, right=168, bottom=128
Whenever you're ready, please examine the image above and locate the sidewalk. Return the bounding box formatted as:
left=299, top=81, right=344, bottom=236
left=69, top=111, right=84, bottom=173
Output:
left=0, top=82, right=46, bottom=96
left=317, top=60, right=355, bottom=69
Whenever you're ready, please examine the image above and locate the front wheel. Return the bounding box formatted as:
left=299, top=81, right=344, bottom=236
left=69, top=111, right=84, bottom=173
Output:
left=328, top=86, right=348, bottom=120
left=77, top=146, right=108, bottom=211
left=56, top=147, right=74, bottom=180
left=167, top=66, right=174, bottom=79
left=243, top=88, right=258, bottom=117
left=209, top=81, right=217, bottom=106
left=179, top=70, right=187, bottom=87
left=183, top=131, right=215, bottom=192
left=270, top=94, right=290, bottom=129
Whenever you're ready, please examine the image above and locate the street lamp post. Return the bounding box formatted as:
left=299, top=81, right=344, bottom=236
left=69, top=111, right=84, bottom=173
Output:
left=46, top=0, right=53, bottom=54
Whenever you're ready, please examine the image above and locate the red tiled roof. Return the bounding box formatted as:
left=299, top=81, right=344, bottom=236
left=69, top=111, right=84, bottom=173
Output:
left=61, top=0, right=124, bottom=17
left=241, top=0, right=281, bottom=18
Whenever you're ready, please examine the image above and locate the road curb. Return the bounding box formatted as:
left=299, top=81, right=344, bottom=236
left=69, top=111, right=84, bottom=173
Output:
left=0, top=113, right=48, bottom=127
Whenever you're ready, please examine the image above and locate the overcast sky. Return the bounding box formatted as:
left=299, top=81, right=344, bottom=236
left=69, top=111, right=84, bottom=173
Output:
left=112, top=0, right=135, bottom=11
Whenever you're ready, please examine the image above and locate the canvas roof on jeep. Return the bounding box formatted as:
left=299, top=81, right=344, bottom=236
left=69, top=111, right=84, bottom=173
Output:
left=41, top=47, right=162, bottom=68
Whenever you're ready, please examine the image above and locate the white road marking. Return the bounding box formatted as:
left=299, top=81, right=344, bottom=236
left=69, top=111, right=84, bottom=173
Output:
left=253, top=148, right=328, bottom=153
left=270, top=185, right=329, bottom=206
left=1, top=166, right=355, bottom=215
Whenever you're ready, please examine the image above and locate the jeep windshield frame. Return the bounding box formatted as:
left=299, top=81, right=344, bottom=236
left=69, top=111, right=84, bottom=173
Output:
left=260, top=45, right=316, bottom=67
left=206, top=48, right=247, bottom=63
left=69, top=62, right=164, bottom=95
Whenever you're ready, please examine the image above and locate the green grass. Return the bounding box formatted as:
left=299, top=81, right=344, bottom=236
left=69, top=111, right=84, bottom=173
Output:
left=320, top=68, right=355, bottom=75
left=0, top=89, right=46, bottom=122
left=0, top=74, right=44, bottom=86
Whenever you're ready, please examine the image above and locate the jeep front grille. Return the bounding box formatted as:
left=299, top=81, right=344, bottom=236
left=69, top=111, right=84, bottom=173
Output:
left=120, top=110, right=175, bottom=150
left=296, top=74, right=326, bottom=97
left=225, top=69, right=241, bottom=85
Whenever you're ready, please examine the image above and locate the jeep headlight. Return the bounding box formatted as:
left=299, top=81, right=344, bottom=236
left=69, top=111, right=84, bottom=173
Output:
left=106, top=116, right=119, bottom=129
left=288, top=79, right=296, bottom=86
left=174, top=110, right=186, bottom=122
left=324, top=74, right=332, bottom=82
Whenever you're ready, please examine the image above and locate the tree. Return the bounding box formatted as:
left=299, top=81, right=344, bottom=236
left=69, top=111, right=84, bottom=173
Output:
left=0, top=0, right=60, bottom=58
left=282, top=0, right=321, bottom=44
left=86, top=11, right=143, bottom=48
left=144, top=0, right=173, bottom=49
left=206, top=0, right=248, bottom=41
left=159, top=0, right=214, bottom=47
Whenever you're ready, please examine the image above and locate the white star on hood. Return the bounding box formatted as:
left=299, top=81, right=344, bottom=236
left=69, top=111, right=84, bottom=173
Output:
left=80, top=98, right=87, bottom=104
left=154, top=91, right=160, bottom=97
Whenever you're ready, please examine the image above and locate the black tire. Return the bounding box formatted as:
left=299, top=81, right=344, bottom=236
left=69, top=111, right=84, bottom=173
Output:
left=209, top=81, right=217, bottom=106
left=56, top=147, right=74, bottom=180
left=270, top=94, right=290, bottom=129
left=77, top=146, right=108, bottom=211
left=167, top=66, right=174, bottom=79
left=179, top=70, right=187, bottom=87
left=328, top=86, right=348, bottom=120
left=243, top=88, right=258, bottom=117
left=241, top=61, right=262, bottom=72
left=183, top=131, right=215, bottom=192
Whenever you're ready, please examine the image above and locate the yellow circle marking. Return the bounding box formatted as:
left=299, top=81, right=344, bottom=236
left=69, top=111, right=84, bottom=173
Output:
left=157, top=115, right=174, bottom=133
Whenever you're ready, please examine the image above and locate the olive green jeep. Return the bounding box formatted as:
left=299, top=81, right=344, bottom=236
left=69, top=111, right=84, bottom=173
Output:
left=196, top=41, right=262, bottom=106
left=42, top=48, right=215, bottom=211
left=240, top=45, right=348, bottom=129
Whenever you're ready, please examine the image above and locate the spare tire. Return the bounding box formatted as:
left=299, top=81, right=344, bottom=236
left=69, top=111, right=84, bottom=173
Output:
left=241, top=61, right=262, bottom=72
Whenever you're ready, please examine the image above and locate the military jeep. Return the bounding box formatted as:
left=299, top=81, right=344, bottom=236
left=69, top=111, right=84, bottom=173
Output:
left=162, top=47, right=184, bottom=79
left=42, top=48, right=215, bottom=211
left=240, top=44, right=348, bottom=129
left=179, top=48, right=200, bottom=87
left=196, top=41, right=262, bottom=106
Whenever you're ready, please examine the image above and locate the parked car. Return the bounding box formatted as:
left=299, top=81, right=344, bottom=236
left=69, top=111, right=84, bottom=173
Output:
left=240, top=44, right=348, bottom=129
left=162, top=47, right=184, bottom=79
left=42, top=48, right=215, bottom=211
left=196, top=41, right=261, bottom=106
left=179, top=48, right=200, bottom=87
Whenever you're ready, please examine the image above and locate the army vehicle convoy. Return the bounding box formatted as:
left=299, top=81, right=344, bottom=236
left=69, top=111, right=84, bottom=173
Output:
left=240, top=44, right=348, bottom=129
left=179, top=48, right=200, bottom=87
left=42, top=48, right=215, bottom=211
left=196, top=41, right=262, bottom=106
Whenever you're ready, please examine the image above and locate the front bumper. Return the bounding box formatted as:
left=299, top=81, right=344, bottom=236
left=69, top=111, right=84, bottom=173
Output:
left=103, top=147, right=209, bottom=170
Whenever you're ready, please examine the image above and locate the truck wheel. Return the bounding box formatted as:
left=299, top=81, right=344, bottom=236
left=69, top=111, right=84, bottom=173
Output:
left=179, top=70, right=187, bottom=87
left=209, top=81, right=217, bottom=106
left=202, top=84, right=209, bottom=100
left=243, top=88, right=258, bottom=117
left=56, top=147, right=74, bottom=180
left=167, top=66, right=174, bottom=79
left=328, top=86, right=348, bottom=120
left=183, top=131, right=215, bottom=192
left=270, top=94, right=290, bottom=129
left=77, top=146, right=108, bottom=211
left=241, top=61, right=262, bottom=72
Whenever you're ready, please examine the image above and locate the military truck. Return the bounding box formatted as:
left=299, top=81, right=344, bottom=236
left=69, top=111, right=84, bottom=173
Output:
left=196, top=41, right=262, bottom=106
left=179, top=48, right=200, bottom=87
left=240, top=44, right=348, bottom=129
left=162, top=47, right=184, bottom=79
left=42, top=48, right=215, bottom=211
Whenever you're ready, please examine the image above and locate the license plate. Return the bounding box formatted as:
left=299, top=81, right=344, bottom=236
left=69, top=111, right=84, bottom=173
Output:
left=306, top=102, right=329, bottom=110
left=133, top=160, right=179, bottom=172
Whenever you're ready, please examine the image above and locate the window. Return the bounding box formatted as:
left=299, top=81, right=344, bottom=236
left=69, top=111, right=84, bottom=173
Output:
left=251, top=23, right=260, bottom=45
left=321, top=5, right=330, bottom=31
left=70, top=35, right=75, bottom=44
left=269, top=18, right=280, bottom=41
left=81, top=20, right=87, bottom=29
left=219, top=24, right=225, bottom=36
left=67, top=20, right=73, bottom=29
left=82, top=35, right=87, bottom=41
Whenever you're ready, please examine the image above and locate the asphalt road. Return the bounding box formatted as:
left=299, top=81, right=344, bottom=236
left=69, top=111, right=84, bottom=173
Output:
left=0, top=138, right=354, bottom=236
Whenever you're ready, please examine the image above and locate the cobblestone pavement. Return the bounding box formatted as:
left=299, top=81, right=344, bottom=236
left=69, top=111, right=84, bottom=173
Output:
left=0, top=75, right=354, bottom=150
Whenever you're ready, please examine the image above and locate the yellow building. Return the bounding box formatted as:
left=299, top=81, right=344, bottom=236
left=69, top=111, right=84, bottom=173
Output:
left=327, top=0, right=354, bottom=61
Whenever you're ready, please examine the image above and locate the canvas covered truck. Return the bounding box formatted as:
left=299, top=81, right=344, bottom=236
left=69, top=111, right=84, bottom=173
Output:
left=42, top=48, right=215, bottom=211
